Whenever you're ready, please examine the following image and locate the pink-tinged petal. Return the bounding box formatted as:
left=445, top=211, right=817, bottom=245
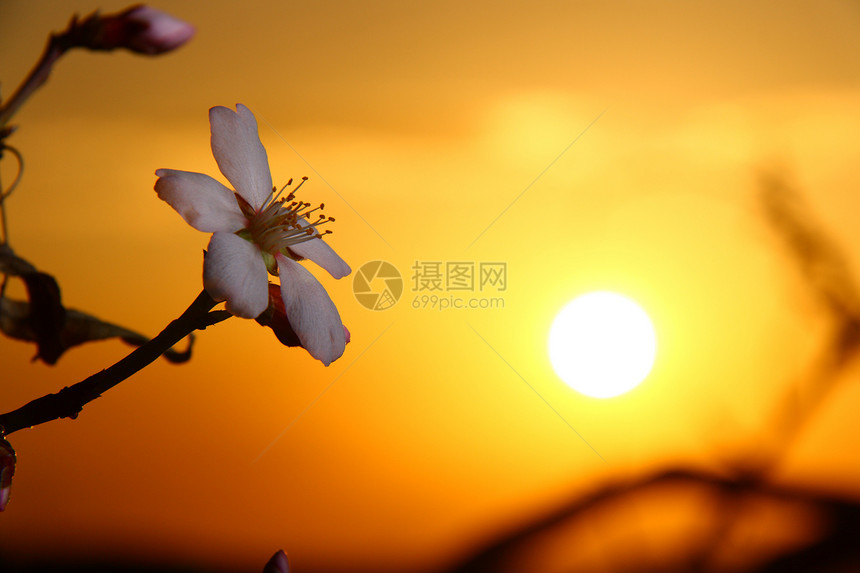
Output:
left=262, top=550, right=290, bottom=573
left=209, top=105, right=273, bottom=210
left=288, top=220, right=351, bottom=279
left=203, top=232, right=269, bottom=318
left=155, top=169, right=247, bottom=232
left=343, top=324, right=351, bottom=344
left=277, top=255, right=346, bottom=366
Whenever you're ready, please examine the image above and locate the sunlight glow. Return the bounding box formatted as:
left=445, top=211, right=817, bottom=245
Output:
left=549, top=291, right=657, bottom=398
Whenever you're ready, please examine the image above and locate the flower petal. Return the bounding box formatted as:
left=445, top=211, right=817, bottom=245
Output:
left=155, top=169, right=246, bottom=232
left=288, top=219, right=351, bottom=279
left=203, top=232, right=269, bottom=318
left=209, top=104, right=273, bottom=210
left=277, top=255, right=346, bottom=366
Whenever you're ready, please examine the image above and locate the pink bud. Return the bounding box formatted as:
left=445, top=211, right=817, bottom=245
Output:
left=262, top=550, right=289, bottom=573
left=84, top=5, right=195, bottom=55
left=0, top=437, right=16, bottom=511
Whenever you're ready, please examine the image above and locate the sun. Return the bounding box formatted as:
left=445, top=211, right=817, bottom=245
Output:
left=548, top=291, right=657, bottom=398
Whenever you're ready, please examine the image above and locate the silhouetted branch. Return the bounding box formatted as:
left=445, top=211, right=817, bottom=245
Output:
left=0, top=291, right=228, bottom=436
left=759, top=173, right=860, bottom=322
left=758, top=173, right=860, bottom=462
left=450, top=174, right=860, bottom=572
left=449, top=467, right=860, bottom=572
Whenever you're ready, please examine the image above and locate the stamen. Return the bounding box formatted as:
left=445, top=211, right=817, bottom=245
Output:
left=264, top=178, right=296, bottom=209
left=238, top=175, right=336, bottom=254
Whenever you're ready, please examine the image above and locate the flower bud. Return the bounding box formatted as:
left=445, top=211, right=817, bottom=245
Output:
left=0, top=436, right=16, bottom=511
left=256, top=285, right=302, bottom=347
left=262, top=550, right=289, bottom=573
left=76, top=5, right=194, bottom=55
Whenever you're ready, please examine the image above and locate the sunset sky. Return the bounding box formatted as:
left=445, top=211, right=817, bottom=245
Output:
left=2, top=1, right=860, bottom=571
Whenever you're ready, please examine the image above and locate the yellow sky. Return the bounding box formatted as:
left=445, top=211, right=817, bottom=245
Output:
left=2, top=1, right=860, bottom=571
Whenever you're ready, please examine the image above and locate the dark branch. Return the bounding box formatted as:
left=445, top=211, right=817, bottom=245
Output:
left=0, top=290, right=225, bottom=435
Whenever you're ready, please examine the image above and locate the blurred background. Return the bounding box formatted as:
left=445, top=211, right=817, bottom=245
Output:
left=2, top=1, right=860, bottom=571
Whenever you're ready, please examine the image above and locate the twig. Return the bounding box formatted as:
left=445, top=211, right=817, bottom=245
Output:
left=0, top=26, right=71, bottom=128
left=0, top=290, right=228, bottom=435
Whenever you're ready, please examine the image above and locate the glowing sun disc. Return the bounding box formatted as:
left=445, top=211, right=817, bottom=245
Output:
left=549, top=291, right=657, bottom=398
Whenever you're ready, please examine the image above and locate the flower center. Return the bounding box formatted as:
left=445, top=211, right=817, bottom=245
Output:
left=236, top=176, right=335, bottom=263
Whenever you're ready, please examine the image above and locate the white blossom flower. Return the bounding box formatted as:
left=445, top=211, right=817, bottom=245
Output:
left=155, top=104, right=350, bottom=365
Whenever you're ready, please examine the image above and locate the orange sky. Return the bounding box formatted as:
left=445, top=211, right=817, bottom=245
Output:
left=2, top=1, right=860, bottom=571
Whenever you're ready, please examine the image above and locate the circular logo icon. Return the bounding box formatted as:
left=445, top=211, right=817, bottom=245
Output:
left=353, top=260, right=403, bottom=311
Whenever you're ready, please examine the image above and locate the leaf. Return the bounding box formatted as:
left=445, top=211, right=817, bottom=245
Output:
left=0, top=297, right=194, bottom=364
left=0, top=244, right=36, bottom=276
left=1, top=246, right=192, bottom=364
left=21, top=271, right=66, bottom=364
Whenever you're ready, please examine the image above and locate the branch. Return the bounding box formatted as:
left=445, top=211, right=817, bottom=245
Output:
left=449, top=467, right=860, bottom=573
left=0, top=290, right=228, bottom=435
left=0, top=28, right=69, bottom=129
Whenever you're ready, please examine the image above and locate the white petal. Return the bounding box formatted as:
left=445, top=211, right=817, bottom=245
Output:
left=203, top=232, right=269, bottom=318
left=289, top=219, right=351, bottom=279
left=155, top=169, right=247, bottom=232
left=277, top=255, right=346, bottom=366
left=209, top=104, right=273, bottom=210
